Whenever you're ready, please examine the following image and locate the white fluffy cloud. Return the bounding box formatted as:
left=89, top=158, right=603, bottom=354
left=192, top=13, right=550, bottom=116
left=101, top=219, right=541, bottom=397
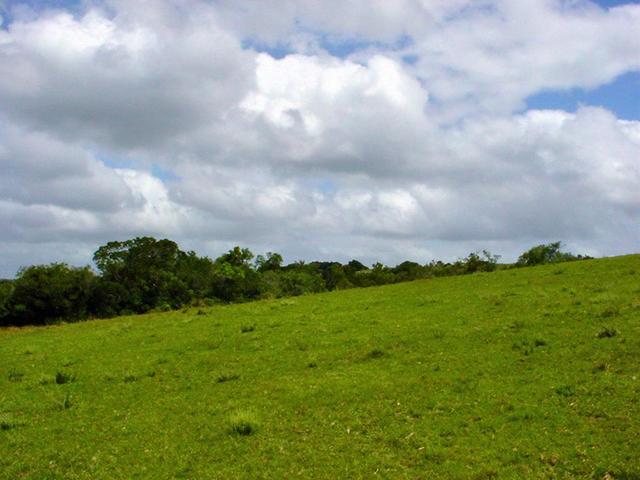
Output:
left=0, top=3, right=254, bottom=149
left=0, top=0, right=639, bottom=276
left=216, top=0, right=640, bottom=114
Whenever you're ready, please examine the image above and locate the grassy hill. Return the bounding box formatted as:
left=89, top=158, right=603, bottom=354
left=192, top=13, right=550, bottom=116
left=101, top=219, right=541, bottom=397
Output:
left=1, top=255, right=639, bottom=479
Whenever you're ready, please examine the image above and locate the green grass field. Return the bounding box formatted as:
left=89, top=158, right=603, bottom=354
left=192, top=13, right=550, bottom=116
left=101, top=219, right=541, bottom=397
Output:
left=1, top=255, right=639, bottom=479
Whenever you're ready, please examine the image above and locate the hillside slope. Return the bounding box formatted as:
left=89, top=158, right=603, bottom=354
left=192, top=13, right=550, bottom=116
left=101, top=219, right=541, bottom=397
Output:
left=1, top=256, right=639, bottom=479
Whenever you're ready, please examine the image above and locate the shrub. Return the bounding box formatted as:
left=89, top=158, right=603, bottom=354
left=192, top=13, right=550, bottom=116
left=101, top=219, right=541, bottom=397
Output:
left=462, top=250, right=501, bottom=273
left=3, top=263, right=95, bottom=326
left=0, top=280, right=13, bottom=324
left=156, top=303, right=172, bottom=312
left=516, top=242, right=582, bottom=267
left=273, top=269, right=326, bottom=297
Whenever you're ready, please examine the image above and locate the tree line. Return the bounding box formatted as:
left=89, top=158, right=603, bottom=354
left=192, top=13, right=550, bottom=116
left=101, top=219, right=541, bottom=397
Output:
left=0, top=238, right=589, bottom=327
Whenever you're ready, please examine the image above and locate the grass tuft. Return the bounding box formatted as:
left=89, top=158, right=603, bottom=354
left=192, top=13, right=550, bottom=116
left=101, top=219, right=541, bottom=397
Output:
left=228, top=409, right=259, bottom=436
left=555, top=385, right=575, bottom=397
left=592, top=362, right=609, bottom=373
left=216, top=373, right=240, bottom=384
left=597, top=327, right=618, bottom=339
left=509, top=320, right=526, bottom=331
left=600, top=307, right=620, bottom=318
left=59, top=392, right=73, bottom=410
left=37, top=374, right=55, bottom=385
left=55, top=371, right=75, bottom=385
left=0, top=414, right=17, bottom=431
left=7, top=368, right=24, bottom=383
left=365, top=348, right=386, bottom=360
left=240, top=325, right=255, bottom=333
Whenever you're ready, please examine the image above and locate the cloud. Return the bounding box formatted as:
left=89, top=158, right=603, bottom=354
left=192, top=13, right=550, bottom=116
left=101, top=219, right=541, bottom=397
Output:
left=0, top=122, right=136, bottom=212
left=236, top=53, right=431, bottom=176
left=0, top=0, right=638, bottom=276
left=410, top=0, right=640, bottom=117
left=217, top=0, right=640, bottom=117
left=0, top=3, right=255, bottom=150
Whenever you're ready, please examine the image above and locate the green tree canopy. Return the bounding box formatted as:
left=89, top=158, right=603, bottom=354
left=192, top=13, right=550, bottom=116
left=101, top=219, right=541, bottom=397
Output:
left=4, top=264, right=95, bottom=326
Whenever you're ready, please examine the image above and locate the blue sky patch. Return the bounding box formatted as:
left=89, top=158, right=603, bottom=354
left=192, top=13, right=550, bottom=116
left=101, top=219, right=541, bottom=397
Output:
left=594, top=0, right=640, bottom=8
left=95, top=151, right=180, bottom=182
left=319, top=33, right=413, bottom=59
left=241, top=39, right=293, bottom=59
left=525, top=71, right=640, bottom=120
left=244, top=33, right=413, bottom=60
left=151, top=164, right=181, bottom=182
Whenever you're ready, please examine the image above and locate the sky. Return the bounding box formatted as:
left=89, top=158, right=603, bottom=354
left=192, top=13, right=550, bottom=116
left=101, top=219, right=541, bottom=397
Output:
left=0, top=0, right=639, bottom=276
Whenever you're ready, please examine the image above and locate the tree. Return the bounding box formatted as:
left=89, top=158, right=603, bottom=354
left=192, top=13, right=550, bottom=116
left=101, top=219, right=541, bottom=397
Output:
left=218, top=246, right=254, bottom=268
left=462, top=250, right=501, bottom=273
left=344, top=260, right=368, bottom=285
left=176, top=251, right=215, bottom=299
left=210, top=247, right=261, bottom=302
left=517, top=242, right=574, bottom=267
left=255, top=252, right=283, bottom=272
left=392, top=261, right=425, bottom=281
left=3, top=264, right=95, bottom=326
left=92, top=237, right=189, bottom=314
left=325, top=264, right=353, bottom=290
left=0, top=280, right=14, bottom=324
left=351, top=262, right=396, bottom=287
left=309, top=262, right=347, bottom=290
left=276, top=269, right=326, bottom=297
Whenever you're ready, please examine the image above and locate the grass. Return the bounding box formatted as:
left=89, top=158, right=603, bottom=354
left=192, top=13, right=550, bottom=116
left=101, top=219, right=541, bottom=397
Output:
left=0, top=255, right=639, bottom=479
left=228, top=409, right=259, bottom=436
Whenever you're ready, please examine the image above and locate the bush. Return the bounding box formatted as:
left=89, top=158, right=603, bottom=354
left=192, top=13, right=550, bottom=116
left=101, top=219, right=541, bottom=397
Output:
left=92, top=237, right=191, bottom=315
left=3, top=264, right=95, bottom=326
left=516, top=242, right=578, bottom=267
left=0, top=280, right=14, bottom=324
left=461, top=250, right=501, bottom=273
left=0, top=235, right=524, bottom=327
left=274, top=269, right=326, bottom=297
left=210, top=257, right=261, bottom=302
